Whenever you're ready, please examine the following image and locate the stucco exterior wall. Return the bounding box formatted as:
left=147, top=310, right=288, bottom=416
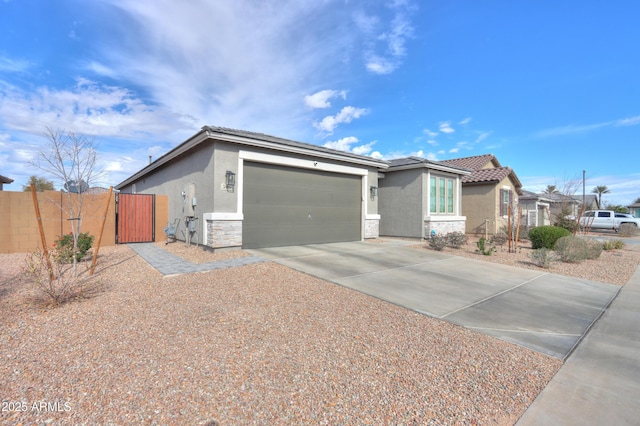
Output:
left=378, top=169, right=423, bottom=238
left=461, top=184, right=496, bottom=235
left=119, top=138, right=383, bottom=248
left=119, top=142, right=216, bottom=232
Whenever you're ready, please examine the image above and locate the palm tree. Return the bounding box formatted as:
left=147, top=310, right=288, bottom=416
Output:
left=543, top=185, right=560, bottom=194
left=591, top=185, right=610, bottom=209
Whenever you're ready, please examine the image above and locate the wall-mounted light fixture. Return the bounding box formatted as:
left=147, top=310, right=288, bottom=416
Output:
left=370, top=186, right=378, bottom=199
left=225, top=171, right=236, bottom=191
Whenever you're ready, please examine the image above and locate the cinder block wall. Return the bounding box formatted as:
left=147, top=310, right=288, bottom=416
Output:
left=0, top=190, right=117, bottom=253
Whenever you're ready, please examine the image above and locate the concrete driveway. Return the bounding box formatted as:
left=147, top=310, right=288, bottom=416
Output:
left=250, top=239, right=621, bottom=359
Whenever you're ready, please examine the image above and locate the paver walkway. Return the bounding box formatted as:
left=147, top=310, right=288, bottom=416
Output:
left=128, top=243, right=266, bottom=276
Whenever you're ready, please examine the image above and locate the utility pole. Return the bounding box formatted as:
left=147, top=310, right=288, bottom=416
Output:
left=583, top=170, right=586, bottom=207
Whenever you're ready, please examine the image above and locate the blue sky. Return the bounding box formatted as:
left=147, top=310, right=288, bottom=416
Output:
left=1, top=0, right=638, bottom=206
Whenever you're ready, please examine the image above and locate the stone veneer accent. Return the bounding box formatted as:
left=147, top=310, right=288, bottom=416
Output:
left=424, top=216, right=466, bottom=237
left=365, top=217, right=380, bottom=239
left=206, top=220, right=242, bottom=248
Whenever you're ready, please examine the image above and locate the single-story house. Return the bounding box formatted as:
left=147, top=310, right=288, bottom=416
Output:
left=628, top=202, right=640, bottom=217
left=439, top=154, right=522, bottom=236
left=0, top=174, right=13, bottom=191
left=378, top=157, right=472, bottom=238
left=115, top=126, right=388, bottom=249
left=519, top=190, right=552, bottom=227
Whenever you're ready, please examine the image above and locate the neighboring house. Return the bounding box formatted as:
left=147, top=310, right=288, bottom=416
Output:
left=439, top=154, right=522, bottom=236
left=115, top=126, right=388, bottom=250
left=628, top=202, right=640, bottom=217
left=378, top=157, right=472, bottom=238
left=570, top=194, right=598, bottom=212
left=0, top=174, right=13, bottom=191
left=519, top=190, right=552, bottom=227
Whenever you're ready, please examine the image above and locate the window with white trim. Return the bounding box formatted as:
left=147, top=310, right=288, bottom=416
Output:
left=430, top=176, right=455, bottom=214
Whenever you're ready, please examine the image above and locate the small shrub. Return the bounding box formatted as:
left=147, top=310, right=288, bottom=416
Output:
left=427, top=234, right=447, bottom=251
left=529, top=248, right=558, bottom=269
left=22, top=248, right=101, bottom=306
left=476, top=237, right=496, bottom=256
left=446, top=232, right=468, bottom=249
left=490, top=232, right=508, bottom=247
left=553, top=208, right=580, bottom=234
left=603, top=239, right=625, bottom=250
left=619, top=223, right=640, bottom=237
left=54, top=232, right=94, bottom=263
left=555, top=236, right=603, bottom=263
left=528, top=226, right=570, bottom=249
left=517, top=225, right=530, bottom=241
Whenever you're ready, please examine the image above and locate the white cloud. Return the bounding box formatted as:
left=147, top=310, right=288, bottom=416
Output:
left=0, top=56, right=31, bottom=73
left=458, top=117, right=472, bottom=126
left=315, top=106, right=368, bottom=133
left=439, top=121, right=455, bottom=134
left=323, top=136, right=377, bottom=157
left=449, top=148, right=459, bottom=153
left=0, top=78, right=196, bottom=138
left=475, top=132, right=491, bottom=143
left=304, top=90, right=346, bottom=109
left=616, top=115, right=640, bottom=127
left=423, top=128, right=438, bottom=138
left=359, top=2, right=415, bottom=75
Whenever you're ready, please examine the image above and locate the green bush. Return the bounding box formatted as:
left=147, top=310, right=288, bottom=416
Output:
left=476, top=237, right=495, bottom=256
left=528, top=226, right=570, bottom=249
left=555, top=236, right=602, bottom=263
left=54, top=232, right=94, bottom=263
left=446, top=232, right=468, bottom=249
left=603, top=239, right=625, bottom=250
left=529, top=248, right=558, bottom=269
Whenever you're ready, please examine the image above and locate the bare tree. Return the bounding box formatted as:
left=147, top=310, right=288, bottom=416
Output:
left=31, top=127, right=103, bottom=273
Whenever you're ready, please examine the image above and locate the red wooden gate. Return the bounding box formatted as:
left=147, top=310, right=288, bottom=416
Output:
left=116, top=193, right=155, bottom=243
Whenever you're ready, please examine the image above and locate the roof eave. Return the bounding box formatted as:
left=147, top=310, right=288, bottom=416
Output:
left=203, top=127, right=389, bottom=170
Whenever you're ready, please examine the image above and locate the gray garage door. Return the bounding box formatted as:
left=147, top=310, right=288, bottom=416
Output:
left=243, top=162, right=362, bottom=249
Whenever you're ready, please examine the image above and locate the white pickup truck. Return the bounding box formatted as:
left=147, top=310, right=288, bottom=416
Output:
left=579, top=210, right=640, bottom=231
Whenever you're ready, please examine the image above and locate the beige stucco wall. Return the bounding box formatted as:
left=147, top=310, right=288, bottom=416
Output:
left=461, top=176, right=519, bottom=236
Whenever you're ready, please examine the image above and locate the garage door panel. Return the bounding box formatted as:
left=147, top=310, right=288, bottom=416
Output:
left=243, top=162, right=362, bottom=249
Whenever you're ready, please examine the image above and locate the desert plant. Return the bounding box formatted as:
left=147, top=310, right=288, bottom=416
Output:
left=555, top=236, right=603, bottom=263
left=54, top=232, right=94, bottom=263
left=553, top=207, right=579, bottom=234
left=619, top=223, right=640, bottom=237
left=529, top=226, right=570, bottom=249
left=490, top=232, right=508, bottom=247
left=476, top=237, right=496, bottom=256
left=427, top=234, right=447, bottom=251
left=529, top=248, right=558, bottom=269
left=22, top=248, right=100, bottom=306
left=602, top=239, right=625, bottom=250
left=446, top=232, right=468, bottom=249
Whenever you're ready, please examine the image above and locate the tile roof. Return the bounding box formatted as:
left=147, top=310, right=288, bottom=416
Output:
left=439, top=154, right=521, bottom=191
left=0, top=174, right=13, bottom=184
left=439, top=154, right=500, bottom=171
left=463, top=166, right=514, bottom=184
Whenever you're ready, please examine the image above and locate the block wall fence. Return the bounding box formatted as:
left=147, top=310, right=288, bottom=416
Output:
left=0, top=191, right=168, bottom=254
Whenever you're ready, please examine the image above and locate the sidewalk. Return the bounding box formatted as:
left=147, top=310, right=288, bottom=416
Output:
left=517, top=265, right=640, bottom=425
left=128, top=243, right=266, bottom=276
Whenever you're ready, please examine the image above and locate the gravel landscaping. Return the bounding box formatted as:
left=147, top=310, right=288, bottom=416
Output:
left=3, top=234, right=637, bottom=424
